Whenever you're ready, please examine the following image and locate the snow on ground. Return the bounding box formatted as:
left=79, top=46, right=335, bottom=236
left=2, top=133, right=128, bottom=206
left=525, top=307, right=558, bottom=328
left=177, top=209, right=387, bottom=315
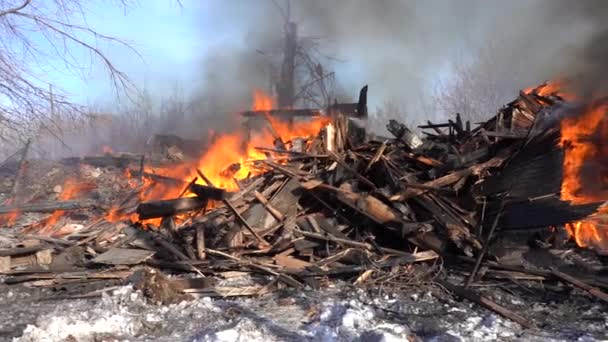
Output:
left=7, top=283, right=605, bottom=342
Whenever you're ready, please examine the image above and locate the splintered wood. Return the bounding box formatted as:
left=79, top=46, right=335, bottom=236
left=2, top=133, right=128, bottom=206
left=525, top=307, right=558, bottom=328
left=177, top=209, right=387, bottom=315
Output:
left=0, top=83, right=606, bottom=329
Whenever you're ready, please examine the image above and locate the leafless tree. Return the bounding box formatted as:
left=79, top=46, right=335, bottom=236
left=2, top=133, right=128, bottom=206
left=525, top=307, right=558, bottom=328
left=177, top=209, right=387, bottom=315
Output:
left=432, top=40, right=540, bottom=123
left=0, top=0, right=139, bottom=147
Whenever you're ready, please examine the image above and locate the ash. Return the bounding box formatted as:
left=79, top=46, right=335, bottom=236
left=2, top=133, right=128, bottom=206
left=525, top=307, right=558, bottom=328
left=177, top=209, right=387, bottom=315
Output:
left=1, top=280, right=605, bottom=342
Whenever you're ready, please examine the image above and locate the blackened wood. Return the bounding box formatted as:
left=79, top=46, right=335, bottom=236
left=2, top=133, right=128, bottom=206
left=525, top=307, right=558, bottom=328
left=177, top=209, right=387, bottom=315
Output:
left=481, top=130, right=527, bottom=139
left=327, top=150, right=377, bottom=189
left=418, top=122, right=452, bottom=129
left=253, top=191, right=284, bottom=221
left=365, top=140, right=388, bottom=172
left=241, top=108, right=323, bottom=118
left=136, top=198, right=205, bottom=220
left=223, top=197, right=268, bottom=246
left=465, top=195, right=507, bottom=289
left=475, top=129, right=561, bottom=198
left=551, top=269, right=608, bottom=303
left=493, top=198, right=600, bottom=229
left=394, top=169, right=472, bottom=201
left=189, top=184, right=227, bottom=201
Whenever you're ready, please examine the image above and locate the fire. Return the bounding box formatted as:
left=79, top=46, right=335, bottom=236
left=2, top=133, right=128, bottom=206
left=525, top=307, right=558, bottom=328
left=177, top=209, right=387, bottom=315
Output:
left=44, top=178, right=96, bottom=230
left=105, top=89, right=330, bottom=224
left=524, top=80, right=576, bottom=101
left=253, top=90, right=274, bottom=111
left=564, top=219, right=608, bottom=252
left=559, top=100, right=608, bottom=253
left=560, top=103, right=608, bottom=203
left=0, top=199, right=19, bottom=227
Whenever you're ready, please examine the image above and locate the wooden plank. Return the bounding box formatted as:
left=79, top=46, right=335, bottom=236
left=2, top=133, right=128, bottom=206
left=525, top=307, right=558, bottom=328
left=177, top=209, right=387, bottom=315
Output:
left=551, top=269, right=608, bottom=303
left=136, top=197, right=205, bottom=220
left=0, top=200, right=97, bottom=214
left=92, top=248, right=155, bottom=266
left=0, top=245, right=51, bottom=257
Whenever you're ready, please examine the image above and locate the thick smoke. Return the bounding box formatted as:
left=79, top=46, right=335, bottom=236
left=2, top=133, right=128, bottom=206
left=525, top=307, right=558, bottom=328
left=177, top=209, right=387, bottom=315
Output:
left=46, top=0, right=608, bottom=158
left=195, top=0, right=608, bottom=122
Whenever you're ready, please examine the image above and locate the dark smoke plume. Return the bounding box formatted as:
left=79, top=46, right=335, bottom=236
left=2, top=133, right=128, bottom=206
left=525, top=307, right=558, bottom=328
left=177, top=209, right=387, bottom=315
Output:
left=194, top=0, right=608, bottom=123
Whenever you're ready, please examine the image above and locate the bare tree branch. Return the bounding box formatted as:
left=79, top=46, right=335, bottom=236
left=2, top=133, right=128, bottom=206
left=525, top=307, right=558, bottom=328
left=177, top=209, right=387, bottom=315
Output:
left=0, top=0, right=31, bottom=17
left=0, top=0, right=141, bottom=153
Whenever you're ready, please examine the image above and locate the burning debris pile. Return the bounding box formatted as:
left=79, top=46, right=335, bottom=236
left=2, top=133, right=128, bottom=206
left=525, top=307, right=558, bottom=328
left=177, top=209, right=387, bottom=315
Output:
left=0, top=84, right=607, bottom=330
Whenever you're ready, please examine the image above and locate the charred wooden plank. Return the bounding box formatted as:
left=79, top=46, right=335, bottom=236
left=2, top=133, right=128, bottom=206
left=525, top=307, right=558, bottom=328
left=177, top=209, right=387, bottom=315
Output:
left=551, top=269, right=608, bottom=303
left=189, top=184, right=227, bottom=201
left=136, top=198, right=205, bottom=220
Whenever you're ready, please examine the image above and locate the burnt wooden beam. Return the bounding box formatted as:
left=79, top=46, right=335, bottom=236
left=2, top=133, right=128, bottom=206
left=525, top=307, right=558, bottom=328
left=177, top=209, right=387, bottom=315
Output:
left=189, top=184, right=227, bottom=201
left=240, top=108, right=323, bottom=118
left=136, top=198, right=206, bottom=220
left=240, top=86, right=368, bottom=119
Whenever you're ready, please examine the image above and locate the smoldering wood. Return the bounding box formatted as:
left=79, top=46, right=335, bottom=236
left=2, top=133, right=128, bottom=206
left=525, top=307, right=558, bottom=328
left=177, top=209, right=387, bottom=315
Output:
left=189, top=184, right=227, bottom=201
left=136, top=198, right=206, bottom=220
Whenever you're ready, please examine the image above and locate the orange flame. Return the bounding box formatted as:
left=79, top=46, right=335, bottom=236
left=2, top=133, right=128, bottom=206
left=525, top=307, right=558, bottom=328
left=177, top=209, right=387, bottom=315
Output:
left=560, top=100, right=608, bottom=253
left=0, top=198, right=20, bottom=227
left=45, top=178, right=96, bottom=229
left=105, top=89, right=330, bottom=224
left=524, top=80, right=576, bottom=101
